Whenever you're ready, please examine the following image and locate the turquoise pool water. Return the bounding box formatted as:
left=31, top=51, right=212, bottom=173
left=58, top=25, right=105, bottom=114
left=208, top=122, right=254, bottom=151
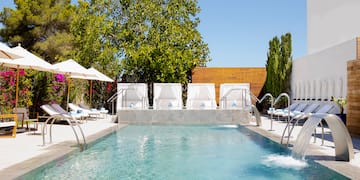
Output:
left=22, top=125, right=348, bottom=179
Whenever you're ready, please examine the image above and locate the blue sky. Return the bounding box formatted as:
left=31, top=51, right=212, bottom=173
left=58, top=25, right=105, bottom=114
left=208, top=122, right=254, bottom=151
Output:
left=0, top=0, right=307, bottom=67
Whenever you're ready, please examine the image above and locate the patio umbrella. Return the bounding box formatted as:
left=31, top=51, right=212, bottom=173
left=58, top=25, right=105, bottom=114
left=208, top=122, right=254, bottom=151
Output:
left=71, top=67, right=114, bottom=103
left=52, top=59, right=96, bottom=110
left=9, top=45, right=57, bottom=109
left=0, top=42, right=22, bottom=60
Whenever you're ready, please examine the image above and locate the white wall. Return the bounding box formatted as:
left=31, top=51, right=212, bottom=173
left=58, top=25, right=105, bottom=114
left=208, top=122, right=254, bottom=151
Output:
left=292, top=38, right=356, bottom=100
left=307, top=0, right=360, bottom=54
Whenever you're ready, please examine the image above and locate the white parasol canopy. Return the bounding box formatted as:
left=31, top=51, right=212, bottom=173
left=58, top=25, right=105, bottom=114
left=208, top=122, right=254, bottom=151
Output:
left=53, top=59, right=97, bottom=110
left=70, top=67, right=113, bottom=82
left=52, top=59, right=95, bottom=77
left=11, top=45, right=56, bottom=72
left=0, top=42, right=22, bottom=60
left=70, top=67, right=113, bottom=106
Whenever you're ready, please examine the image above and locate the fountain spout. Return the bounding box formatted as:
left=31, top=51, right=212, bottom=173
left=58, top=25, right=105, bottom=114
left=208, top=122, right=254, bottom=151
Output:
left=292, top=114, right=354, bottom=161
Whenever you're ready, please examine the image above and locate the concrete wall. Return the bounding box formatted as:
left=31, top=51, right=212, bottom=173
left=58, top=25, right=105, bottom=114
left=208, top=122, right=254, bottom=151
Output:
left=117, top=109, right=251, bottom=125
left=192, top=67, right=266, bottom=103
left=307, top=0, right=360, bottom=54
left=291, top=38, right=356, bottom=101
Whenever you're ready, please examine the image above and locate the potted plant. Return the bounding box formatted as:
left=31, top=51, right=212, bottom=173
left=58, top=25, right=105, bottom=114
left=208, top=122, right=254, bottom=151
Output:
left=331, top=96, right=347, bottom=124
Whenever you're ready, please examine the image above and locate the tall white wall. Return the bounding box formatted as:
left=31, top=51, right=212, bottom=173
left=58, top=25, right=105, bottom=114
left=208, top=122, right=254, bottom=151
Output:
left=292, top=38, right=356, bottom=100
left=307, top=0, right=360, bottom=54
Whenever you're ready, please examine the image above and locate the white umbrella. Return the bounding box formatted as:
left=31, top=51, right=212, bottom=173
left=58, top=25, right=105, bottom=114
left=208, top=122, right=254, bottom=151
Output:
left=70, top=67, right=113, bottom=106
left=52, top=59, right=96, bottom=110
left=9, top=45, right=58, bottom=109
left=0, top=42, right=22, bottom=60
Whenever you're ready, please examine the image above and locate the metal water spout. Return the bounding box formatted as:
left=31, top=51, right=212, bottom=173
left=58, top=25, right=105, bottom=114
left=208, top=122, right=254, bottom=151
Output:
left=292, top=114, right=354, bottom=161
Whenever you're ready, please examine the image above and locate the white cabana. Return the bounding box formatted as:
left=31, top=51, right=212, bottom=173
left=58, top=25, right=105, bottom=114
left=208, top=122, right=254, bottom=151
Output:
left=219, top=83, right=251, bottom=109
left=186, top=83, right=216, bottom=109
left=117, top=83, right=149, bottom=110
left=153, top=83, right=183, bottom=109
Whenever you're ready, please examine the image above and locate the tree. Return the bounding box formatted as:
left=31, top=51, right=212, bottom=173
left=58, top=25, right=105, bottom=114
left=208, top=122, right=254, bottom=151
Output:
left=0, top=0, right=76, bottom=111
left=117, top=0, right=210, bottom=84
left=264, top=33, right=292, bottom=103
left=70, top=0, right=121, bottom=106
left=0, top=0, right=75, bottom=63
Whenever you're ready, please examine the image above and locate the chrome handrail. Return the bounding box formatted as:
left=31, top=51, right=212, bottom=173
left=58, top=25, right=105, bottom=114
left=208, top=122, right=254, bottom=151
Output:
left=258, top=93, right=274, bottom=130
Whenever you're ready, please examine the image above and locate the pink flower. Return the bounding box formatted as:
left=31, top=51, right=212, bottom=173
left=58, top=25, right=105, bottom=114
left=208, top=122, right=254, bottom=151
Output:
left=55, top=74, right=65, bottom=82
left=19, top=69, right=25, bottom=76
left=9, top=77, right=15, bottom=86
left=52, top=85, right=59, bottom=90
left=10, top=99, right=16, bottom=105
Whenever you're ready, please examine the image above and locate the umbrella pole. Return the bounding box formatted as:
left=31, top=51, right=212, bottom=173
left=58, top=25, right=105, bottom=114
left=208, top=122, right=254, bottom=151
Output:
left=67, top=77, right=71, bottom=111
left=15, top=67, right=19, bottom=108
left=15, top=67, right=23, bottom=128
left=90, top=80, right=93, bottom=107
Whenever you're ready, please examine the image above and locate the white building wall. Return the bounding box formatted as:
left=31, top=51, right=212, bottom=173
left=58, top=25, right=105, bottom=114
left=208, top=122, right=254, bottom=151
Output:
left=307, top=0, right=360, bottom=54
left=292, top=0, right=360, bottom=103
left=292, top=38, right=356, bottom=100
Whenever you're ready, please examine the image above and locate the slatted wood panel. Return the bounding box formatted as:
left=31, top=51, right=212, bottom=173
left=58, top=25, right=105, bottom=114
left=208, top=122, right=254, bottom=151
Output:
left=347, top=59, right=360, bottom=136
left=357, top=37, right=360, bottom=60
left=192, top=67, right=266, bottom=104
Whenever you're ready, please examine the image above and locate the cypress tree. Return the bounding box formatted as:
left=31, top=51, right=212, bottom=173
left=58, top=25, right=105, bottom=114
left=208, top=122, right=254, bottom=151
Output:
left=264, top=33, right=292, bottom=100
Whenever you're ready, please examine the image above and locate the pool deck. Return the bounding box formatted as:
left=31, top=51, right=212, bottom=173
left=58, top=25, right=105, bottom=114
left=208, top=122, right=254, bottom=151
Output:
left=0, top=114, right=359, bottom=179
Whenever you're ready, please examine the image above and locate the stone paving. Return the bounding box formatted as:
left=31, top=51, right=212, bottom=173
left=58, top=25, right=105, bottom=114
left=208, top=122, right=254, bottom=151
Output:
left=0, top=116, right=123, bottom=179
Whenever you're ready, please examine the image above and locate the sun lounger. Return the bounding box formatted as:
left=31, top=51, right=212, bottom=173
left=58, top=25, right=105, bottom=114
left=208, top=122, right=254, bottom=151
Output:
left=40, top=104, right=86, bottom=146
left=272, top=102, right=308, bottom=117
left=51, top=103, right=86, bottom=120
left=68, top=103, right=101, bottom=119
left=292, top=102, right=335, bottom=121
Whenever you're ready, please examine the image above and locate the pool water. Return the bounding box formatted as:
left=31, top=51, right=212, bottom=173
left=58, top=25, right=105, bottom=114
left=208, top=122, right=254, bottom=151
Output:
left=22, top=125, right=348, bottom=179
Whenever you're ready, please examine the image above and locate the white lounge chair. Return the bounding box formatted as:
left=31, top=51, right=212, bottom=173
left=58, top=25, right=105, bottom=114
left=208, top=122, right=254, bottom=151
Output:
left=153, top=83, right=183, bottom=109
left=219, top=83, right=251, bottom=109
left=50, top=104, right=85, bottom=120
left=186, top=83, right=217, bottom=109
left=40, top=104, right=86, bottom=146
left=68, top=103, right=101, bottom=119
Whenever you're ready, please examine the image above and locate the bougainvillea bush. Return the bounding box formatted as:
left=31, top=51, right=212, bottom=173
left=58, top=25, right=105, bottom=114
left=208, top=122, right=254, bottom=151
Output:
left=0, top=68, right=33, bottom=113
left=45, top=73, right=67, bottom=104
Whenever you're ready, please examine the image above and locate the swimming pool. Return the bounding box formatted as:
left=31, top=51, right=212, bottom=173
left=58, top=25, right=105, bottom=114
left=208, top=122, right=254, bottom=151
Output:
left=22, top=125, right=348, bottom=179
